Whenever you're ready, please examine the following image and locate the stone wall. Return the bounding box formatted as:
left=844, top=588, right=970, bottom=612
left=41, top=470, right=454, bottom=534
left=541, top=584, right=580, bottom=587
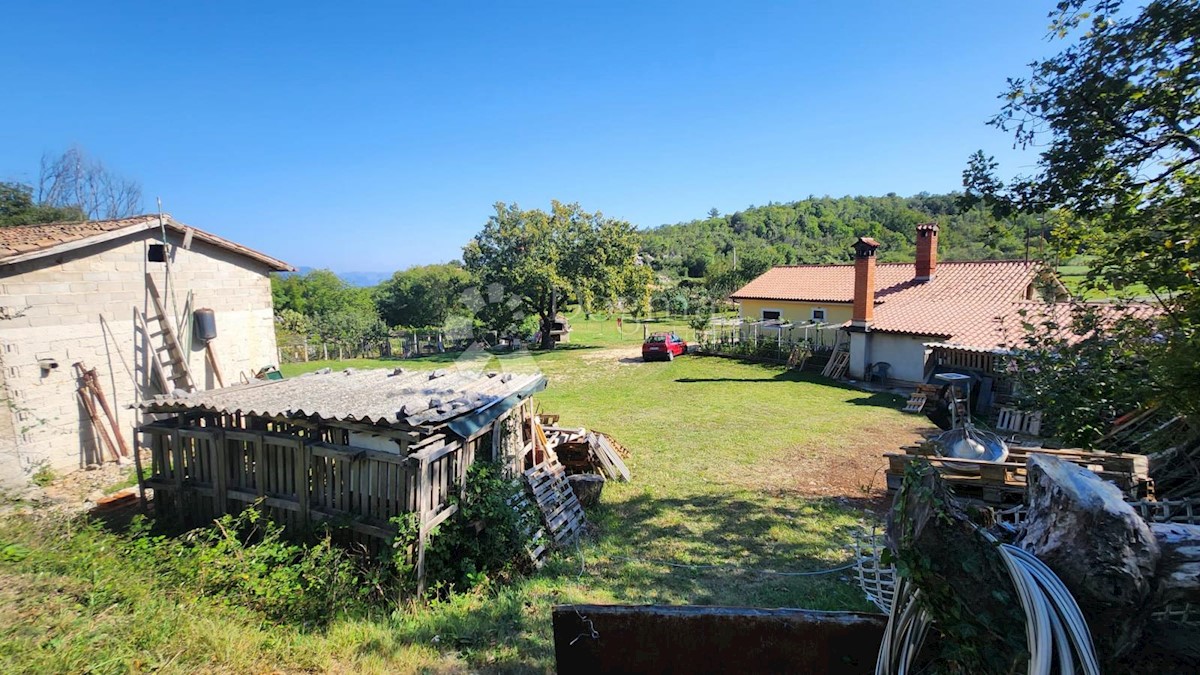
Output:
left=0, top=228, right=279, bottom=487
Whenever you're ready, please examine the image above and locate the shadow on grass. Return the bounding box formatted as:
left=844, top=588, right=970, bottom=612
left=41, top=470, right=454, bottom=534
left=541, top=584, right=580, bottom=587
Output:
left=564, top=491, right=876, bottom=611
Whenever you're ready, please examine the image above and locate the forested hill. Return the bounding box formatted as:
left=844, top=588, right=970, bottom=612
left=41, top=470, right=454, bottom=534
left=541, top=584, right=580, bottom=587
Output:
left=640, top=193, right=1044, bottom=279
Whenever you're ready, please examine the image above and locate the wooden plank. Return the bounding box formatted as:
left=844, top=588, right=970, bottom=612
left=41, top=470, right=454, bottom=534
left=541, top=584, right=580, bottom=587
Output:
left=296, top=440, right=310, bottom=529
left=214, top=429, right=228, bottom=516
left=416, top=454, right=432, bottom=597
left=594, top=434, right=631, bottom=481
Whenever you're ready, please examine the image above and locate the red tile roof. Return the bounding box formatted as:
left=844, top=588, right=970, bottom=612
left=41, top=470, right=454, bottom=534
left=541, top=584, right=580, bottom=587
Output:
left=0, top=214, right=294, bottom=271
left=730, top=260, right=1045, bottom=347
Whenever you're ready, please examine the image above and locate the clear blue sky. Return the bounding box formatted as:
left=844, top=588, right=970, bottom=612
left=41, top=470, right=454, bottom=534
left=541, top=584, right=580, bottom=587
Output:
left=1, top=1, right=1059, bottom=272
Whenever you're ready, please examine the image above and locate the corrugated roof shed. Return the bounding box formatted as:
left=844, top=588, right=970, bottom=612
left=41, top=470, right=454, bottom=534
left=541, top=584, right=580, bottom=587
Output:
left=140, top=367, right=546, bottom=430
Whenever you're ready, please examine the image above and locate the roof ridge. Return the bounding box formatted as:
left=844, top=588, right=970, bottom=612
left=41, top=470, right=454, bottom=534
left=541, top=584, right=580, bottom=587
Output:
left=1, top=214, right=162, bottom=230
left=767, top=258, right=1039, bottom=270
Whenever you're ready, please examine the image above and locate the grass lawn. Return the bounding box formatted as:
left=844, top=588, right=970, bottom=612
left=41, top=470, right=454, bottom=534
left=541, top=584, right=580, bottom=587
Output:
left=0, top=318, right=929, bottom=673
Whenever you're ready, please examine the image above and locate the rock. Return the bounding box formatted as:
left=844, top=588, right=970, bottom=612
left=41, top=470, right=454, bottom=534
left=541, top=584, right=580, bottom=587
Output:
left=568, top=473, right=605, bottom=507
left=1017, top=454, right=1160, bottom=663
left=86, top=489, right=105, bottom=502
left=84, top=463, right=100, bottom=471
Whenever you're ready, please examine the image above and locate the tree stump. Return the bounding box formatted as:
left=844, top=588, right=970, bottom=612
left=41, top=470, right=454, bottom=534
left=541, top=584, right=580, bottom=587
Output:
left=568, top=473, right=604, bottom=507
left=886, top=462, right=1028, bottom=673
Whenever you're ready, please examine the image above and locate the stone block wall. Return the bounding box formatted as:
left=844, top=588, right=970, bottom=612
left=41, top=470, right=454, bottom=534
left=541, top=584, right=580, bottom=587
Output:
left=0, top=229, right=280, bottom=486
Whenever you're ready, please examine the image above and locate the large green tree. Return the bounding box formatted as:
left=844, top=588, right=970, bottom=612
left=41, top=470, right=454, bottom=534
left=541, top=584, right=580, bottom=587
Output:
left=967, top=0, right=1200, bottom=416
left=463, top=201, right=650, bottom=349
left=375, top=262, right=470, bottom=329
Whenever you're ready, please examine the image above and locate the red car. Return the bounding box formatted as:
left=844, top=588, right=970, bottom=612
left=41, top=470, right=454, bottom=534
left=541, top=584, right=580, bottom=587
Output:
left=642, top=332, right=687, bottom=361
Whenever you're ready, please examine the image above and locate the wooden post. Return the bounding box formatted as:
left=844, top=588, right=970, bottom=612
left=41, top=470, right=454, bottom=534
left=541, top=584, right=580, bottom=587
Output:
left=132, top=424, right=147, bottom=509
left=295, top=439, right=310, bottom=530
left=213, top=429, right=228, bottom=516
left=416, top=453, right=432, bottom=597
left=84, top=369, right=129, bottom=457
left=303, top=338, right=309, bottom=362
left=253, top=433, right=265, bottom=499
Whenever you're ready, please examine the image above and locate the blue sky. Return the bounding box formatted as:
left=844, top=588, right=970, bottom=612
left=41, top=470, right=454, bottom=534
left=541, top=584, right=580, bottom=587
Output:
left=1, top=1, right=1060, bottom=272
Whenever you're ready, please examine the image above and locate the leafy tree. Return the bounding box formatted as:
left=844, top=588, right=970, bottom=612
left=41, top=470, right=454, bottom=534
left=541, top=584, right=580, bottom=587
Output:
left=0, top=182, right=85, bottom=226
left=375, top=262, right=469, bottom=329
left=463, top=201, right=648, bottom=349
left=968, top=0, right=1200, bottom=415
left=271, top=270, right=384, bottom=354
left=1007, top=302, right=1159, bottom=445
left=271, top=270, right=357, bottom=317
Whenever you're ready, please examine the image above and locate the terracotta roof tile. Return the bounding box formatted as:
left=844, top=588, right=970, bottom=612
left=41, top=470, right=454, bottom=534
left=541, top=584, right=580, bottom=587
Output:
left=0, top=214, right=293, bottom=271
left=730, top=260, right=1043, bottom=348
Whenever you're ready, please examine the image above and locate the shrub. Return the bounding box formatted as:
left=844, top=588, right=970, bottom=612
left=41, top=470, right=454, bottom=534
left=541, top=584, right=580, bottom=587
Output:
left=396, top=462, right=539, bottom=598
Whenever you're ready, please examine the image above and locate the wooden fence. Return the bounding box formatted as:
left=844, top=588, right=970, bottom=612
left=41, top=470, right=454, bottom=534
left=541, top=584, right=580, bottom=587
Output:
left=142, top=417, right=477, bottom=591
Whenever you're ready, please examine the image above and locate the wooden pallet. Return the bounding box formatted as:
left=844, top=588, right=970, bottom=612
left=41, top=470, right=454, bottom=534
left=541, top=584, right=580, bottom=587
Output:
left=524, top=457, right=587, bottom=546
left=588, top=432, right=631, bottom=482
left=885, top=443, right=1154, bottom=505
left=902, top=393, right=927, bottom=413
left=507, top=490, right=550, bottom=567
left=995, top=407, right=1043, bottom=436
left=823, top=350, right=850, bottom=379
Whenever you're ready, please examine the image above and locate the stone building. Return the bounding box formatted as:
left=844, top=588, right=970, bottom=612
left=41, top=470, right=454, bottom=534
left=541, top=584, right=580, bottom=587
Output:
left=0, top=214, right=292, bottom=487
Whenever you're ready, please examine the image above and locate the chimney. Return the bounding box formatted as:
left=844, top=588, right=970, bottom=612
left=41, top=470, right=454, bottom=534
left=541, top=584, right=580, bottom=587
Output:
left=915, top=222, right=939, bottom=281
left=851, top=236, right=880, bottom=329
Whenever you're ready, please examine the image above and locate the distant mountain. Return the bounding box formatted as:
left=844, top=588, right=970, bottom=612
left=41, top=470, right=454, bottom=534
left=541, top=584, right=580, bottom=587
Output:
left=283, top=267, right=390, bottom=287
left=336, top=270, right=391, bottom=287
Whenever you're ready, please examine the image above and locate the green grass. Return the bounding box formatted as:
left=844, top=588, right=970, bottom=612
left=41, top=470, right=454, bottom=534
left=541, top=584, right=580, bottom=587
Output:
left=0, top=317, right=928, bottom=673
left=1056, top=264, right=1155, bottom=301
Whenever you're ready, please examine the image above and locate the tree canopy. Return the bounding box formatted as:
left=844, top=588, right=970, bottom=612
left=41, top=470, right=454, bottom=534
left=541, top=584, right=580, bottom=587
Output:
left=970, top=0, right=1200, bottom=419
left=375, top=262, right=470, bottom=329
left=463, top=201, right=650, bottom=348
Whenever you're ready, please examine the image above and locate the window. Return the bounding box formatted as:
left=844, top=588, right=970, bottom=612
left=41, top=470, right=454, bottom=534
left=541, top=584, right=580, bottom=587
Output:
left=812, top=309, right=826, bottom=322
left=762, top=310, right=781, bottom=321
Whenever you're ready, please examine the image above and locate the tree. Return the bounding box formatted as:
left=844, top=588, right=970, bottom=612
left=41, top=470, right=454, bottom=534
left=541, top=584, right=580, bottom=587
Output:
left=37, top=146, right=142, bottom=220
left=463, top=201, right=648, bottom=349
left=0, top=181, right=84, bottom=226
left=967, top=0, right=1200, bottom=415
left=375, top=263, right=469, bottom=329
left=271, top=270, right=354, bottom=317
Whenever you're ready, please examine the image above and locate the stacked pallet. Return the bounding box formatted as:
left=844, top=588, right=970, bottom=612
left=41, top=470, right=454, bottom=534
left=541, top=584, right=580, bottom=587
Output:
left=884, top=443, right=1154, bottom=506
left=524, top=455, right=588, bottom=546
left=542, top=425, right=631, bottom=482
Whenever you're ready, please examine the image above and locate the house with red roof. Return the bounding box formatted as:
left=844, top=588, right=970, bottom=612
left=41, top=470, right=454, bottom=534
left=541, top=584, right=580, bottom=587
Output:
left=730, top=223, right=1068, bottom=385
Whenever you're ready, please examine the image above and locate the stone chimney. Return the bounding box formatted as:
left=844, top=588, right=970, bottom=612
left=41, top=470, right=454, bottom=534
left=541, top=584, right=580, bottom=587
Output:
left=851, top=237, right=880, bottom=329
left=915, top=222, right=939, bottom=281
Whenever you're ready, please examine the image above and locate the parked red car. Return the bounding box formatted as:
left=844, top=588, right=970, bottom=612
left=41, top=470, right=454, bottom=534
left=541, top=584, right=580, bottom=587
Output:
left=642, top=332, right=687, bottom=361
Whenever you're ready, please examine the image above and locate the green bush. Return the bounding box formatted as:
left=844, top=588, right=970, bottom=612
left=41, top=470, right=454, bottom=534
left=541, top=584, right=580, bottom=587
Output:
left=396, top=462, right=540, bottom=598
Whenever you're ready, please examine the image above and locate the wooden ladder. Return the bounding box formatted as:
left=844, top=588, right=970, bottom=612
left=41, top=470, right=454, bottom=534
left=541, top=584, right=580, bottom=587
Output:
left=139, top=273, right=195, bottom=394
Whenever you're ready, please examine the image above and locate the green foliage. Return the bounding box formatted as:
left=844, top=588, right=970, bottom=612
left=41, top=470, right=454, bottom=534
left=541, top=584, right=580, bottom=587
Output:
left=968, top=0, right=1200, bottom=426
left=463, top=201, right=650, bottom=349
left=641, top=193, right=1040, bottom=297
left=0, top=182, right=84, bottom=226
left=30, top=463, right=55, bottom=488
left=272, top=270, right=386, bottom=351
left=1007, top=301, right=1160, bottom=445
left=178, top=509, right=377, bottom=625
left=375, top=262, right=470, bottom=329
left=397, top=463, right=539, bottom=598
